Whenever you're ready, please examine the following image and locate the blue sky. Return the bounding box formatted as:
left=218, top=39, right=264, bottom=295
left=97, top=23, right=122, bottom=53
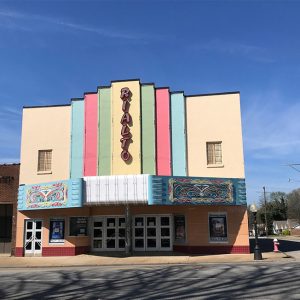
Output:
left=0, top=0, right=300, bottom=203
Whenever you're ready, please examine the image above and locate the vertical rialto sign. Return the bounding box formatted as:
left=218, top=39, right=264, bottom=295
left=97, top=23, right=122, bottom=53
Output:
left=120, top=87, right=132, bottom=161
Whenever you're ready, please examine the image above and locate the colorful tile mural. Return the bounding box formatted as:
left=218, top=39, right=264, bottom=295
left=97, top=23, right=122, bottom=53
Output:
left=149, top=176, right=246, bottom=206
left=18, top=179, right=83, bottom=210
left=25, top=182, right=68, bottom=209
left=169, top=178, right=234, bottom=204
left=18, top=176, right=246, bottom=210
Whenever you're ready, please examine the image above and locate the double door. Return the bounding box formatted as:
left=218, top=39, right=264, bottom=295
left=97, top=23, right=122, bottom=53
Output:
left=92, top=216, right=126, bottom=251
left=24, top=219, right=43, bottom=256
left=133, top=215, right=172, bottom=251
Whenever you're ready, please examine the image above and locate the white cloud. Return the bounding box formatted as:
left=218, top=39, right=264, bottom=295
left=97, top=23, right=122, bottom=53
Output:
left=242, top=90, right=300, bottom=158
left=0, top=106, right=22, bottom=122
left=190, top=39, right=274, bottom=63
left=0, top=8, right=159, bottom=41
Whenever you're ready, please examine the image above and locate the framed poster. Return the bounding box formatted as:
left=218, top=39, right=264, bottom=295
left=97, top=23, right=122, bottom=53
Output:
left=69, top=217, right=88, bottom=236
left=209, top=214, right=228, bottom=242
left=174, top=215, right=186, bottom=242
left=49, top=219, right=65, bottom=243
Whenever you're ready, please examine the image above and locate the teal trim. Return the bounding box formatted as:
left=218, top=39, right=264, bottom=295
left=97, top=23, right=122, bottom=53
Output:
left=70, top=100, right=84, bottom=178
left=18, top=179, right=83, bottom=210
left=141, top=85, right=156, bottom=174
left=98, top=88, right=111, bottom=175
left=171, top=93, right=187, bottom=176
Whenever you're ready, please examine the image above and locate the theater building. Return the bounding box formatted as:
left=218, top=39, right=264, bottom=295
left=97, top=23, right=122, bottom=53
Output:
left=15, top=79, right=248, bottom=256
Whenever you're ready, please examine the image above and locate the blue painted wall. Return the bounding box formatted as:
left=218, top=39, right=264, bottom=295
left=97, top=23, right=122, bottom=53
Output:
left=70, top=99, right=84, bottom=178
left=171, top=93, right=187, bottom=176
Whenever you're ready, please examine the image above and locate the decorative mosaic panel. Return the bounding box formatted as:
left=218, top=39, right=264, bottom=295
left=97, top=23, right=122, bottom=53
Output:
left=169, top=178, right=233, bottom=204
left=25, top=182, right=68, bottom=209
left=149, top=176, right=246, bottom=206
left=18, top=179, right=83, bottom=210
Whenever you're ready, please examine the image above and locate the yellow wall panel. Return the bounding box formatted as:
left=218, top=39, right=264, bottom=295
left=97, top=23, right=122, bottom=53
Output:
left=111, top=80, right=141, bottom=174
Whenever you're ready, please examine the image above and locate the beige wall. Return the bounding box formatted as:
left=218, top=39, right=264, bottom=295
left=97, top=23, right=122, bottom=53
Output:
left=19, top=106, right=71, bottom=184
left=16, top=208, right=91, bottom=248
left=186, top=93, right=245, bottom=178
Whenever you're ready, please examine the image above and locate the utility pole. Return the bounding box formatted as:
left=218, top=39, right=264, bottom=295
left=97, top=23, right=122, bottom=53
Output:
left=263, top=186, right=268, bottom=236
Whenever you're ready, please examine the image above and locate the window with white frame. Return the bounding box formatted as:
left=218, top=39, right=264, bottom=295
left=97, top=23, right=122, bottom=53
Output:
left=37, top=150, right=52, bottom=172
left=206, top=142, right=222, bottom=165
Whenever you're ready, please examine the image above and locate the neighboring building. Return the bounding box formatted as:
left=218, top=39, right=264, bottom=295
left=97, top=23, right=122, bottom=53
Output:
left=0, top=164, right=20, bottom=255
left=273, top=219, right=300, bottom=235
left=16, top=79, right=248, bottom=256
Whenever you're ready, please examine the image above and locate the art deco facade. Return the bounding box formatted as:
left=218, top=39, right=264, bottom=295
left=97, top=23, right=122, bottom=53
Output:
left=16, top=79, right=248, bottom=256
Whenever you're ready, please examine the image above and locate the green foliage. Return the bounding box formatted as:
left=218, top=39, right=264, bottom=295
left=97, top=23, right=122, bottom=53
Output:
left=287, top=189, right=300, bottom=223
left=270, top=192, right=288, bottom=221
left=282, top=229, right=290, bottom=236
left=254, top=191, right=288, bottom=235
left=248, top=189, right=300, bottom=235
left=250, top=189, right=300, bottom=234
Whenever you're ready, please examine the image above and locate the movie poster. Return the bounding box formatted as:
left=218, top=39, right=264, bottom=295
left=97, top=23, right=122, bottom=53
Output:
left=174, top=215, right=186, bottom=242
left=49, top=219, right=65, bottom=243
left=209, top=214, right=228, bottom=242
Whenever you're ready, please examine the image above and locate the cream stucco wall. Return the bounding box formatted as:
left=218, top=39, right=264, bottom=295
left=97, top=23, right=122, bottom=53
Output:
left=19, top=106, right=71, bottom=184
left=186, top=93, right=245, bottom=178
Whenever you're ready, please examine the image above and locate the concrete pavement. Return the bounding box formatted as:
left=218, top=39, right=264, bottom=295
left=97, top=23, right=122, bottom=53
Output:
left=0, top=250, right=294, bottom=268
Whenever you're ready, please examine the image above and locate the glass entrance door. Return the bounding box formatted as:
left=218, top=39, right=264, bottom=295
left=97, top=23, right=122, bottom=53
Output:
left=92, top=216, right=125, bottom=251
left=133, top=215, right=172, bottom=251
left=24, top=219, right=42, bottom=256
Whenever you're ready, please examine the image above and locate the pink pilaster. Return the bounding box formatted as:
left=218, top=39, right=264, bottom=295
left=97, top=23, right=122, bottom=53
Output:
left=155, top=88, right=171, bottom=175
left=84, top=93, right=98, bottom=176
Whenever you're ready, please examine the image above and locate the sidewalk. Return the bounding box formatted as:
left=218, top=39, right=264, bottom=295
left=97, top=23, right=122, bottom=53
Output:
left=0, top=251, right=293, bottom=268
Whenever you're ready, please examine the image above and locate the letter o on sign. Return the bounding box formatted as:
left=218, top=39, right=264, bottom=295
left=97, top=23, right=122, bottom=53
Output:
left=121, top=150, right=131, bottom=161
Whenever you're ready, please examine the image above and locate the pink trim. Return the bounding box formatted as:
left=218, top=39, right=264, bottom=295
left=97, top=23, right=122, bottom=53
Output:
left=156, top=89, right=171, bottom=175
left=84, top=94, right=98, bottom=176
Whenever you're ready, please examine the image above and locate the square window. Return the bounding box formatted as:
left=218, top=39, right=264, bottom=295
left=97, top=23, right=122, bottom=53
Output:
left=69, top=217, right=88, bottom=236
left=37, top=150, right=52, bottom=172
left=206, top=142, right=222, bottom=165
left=93, top=240, right=102, bottom=249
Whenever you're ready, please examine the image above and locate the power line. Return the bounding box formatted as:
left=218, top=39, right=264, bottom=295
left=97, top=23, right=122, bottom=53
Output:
left=286, top=163, right=300, bottom=173
left=263, top=186, right=268, bottom=237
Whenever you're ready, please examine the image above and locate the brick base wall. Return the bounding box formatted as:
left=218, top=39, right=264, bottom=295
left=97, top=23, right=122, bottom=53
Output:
left=15, top=246, right=90, bottom=257
left=174, top=245, right=250, bottom=254
left=15, top=247, right=23, bottom=257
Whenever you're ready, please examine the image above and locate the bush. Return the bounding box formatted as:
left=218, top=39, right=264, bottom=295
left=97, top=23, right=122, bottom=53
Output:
left=282, top=229, right=290, bottom=236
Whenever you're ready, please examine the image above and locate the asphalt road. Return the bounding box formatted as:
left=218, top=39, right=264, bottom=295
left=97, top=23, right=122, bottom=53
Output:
left=1, top=262, right=300, bottom=300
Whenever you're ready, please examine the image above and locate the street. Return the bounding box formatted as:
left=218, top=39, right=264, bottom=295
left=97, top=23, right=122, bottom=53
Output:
left=1, top=262, right=300, bottom=299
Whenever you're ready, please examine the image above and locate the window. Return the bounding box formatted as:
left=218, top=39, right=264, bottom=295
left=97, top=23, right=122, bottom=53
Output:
left=209, top=214, right=228, bottom=242
left=69, top=217, right=88, bottom=236
left=38, top=150, right=52, bottom=172
left=206, top=142, right=222, bottom=165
